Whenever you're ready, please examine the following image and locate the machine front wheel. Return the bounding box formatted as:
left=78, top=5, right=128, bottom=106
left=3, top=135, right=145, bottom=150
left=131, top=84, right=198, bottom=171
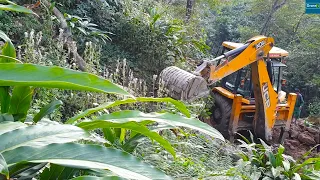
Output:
left=210, top=92, right=233, bottom=139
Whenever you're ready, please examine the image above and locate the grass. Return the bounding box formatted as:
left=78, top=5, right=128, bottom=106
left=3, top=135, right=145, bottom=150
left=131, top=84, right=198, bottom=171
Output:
left=134, top=129, right=238, bottom=179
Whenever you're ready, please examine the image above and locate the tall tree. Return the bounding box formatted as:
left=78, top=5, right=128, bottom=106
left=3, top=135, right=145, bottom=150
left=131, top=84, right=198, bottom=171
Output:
left=185, top=0, right=195, bottom=23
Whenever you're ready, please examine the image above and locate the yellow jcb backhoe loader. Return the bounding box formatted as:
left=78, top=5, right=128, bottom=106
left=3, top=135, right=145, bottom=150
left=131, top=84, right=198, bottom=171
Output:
left=159, top=35, right=297, bottom=143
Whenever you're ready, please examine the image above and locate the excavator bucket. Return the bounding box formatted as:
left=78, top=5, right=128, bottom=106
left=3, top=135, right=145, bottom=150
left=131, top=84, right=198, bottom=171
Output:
left=159, top=66, right=209, bottom=101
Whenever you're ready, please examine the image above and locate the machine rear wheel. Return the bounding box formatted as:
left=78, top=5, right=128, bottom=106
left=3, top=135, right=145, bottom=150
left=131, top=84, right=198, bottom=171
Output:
left=210, top=92, right=233, bottom=139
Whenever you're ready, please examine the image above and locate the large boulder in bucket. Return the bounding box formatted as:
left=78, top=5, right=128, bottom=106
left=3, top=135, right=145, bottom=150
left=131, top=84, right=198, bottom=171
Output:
left=159, top=66, right=210, bottom=101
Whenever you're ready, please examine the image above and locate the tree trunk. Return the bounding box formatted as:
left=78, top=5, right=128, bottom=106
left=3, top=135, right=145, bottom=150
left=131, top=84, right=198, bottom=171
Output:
left=185, top=0, right=194, bottom=23
left=42, top=0, right=86, bottom=71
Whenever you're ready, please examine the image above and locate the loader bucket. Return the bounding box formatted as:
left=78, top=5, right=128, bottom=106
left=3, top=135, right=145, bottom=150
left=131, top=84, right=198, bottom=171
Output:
left=159, top=66, right=209, bottom=101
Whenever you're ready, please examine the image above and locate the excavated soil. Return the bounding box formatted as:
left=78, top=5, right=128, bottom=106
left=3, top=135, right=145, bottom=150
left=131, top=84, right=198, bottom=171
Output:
left=272, top=119, right=320, bottom=159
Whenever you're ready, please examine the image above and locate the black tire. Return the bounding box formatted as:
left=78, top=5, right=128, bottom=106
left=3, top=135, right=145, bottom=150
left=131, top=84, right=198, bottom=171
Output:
left=210, top=92, right=233, bottom=139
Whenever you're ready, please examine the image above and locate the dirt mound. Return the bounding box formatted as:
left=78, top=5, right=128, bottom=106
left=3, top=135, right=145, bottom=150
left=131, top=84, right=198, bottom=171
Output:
left=273, top=120, right=319, bottom=159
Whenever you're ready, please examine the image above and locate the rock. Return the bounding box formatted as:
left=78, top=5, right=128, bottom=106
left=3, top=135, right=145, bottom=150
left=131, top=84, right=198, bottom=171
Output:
left=298, top=132, right=316, bottom=146
left=285, top=139, right=300, bottom=147
left=289, top=123, right=302, bottom=138
left=290, top=130, right=299, bottom=138
left=314, top=133, right=320, bottom=144
left=306, top=127, right=319, bottom=134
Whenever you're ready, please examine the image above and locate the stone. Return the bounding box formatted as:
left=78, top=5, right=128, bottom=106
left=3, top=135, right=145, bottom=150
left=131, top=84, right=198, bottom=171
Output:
left=290, top=130, right=299, bottom=138
left=285, top=139, right=300, bottom=147
left=298, top=132, right=316, bottom=146
left=306, top=127, right=319, bottom=135
left=290, top=124, right=301, bottom=138
left=314, top=133, right=320, bottom=144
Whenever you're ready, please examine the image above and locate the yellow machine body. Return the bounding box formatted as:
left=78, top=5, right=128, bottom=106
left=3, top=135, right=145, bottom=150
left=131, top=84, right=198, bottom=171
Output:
left=160, top=35, right=297, bottom=142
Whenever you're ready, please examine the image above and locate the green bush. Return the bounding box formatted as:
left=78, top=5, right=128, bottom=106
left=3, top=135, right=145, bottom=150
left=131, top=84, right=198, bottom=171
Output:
left=221, top=133, right=320, bottom=180
left=308, top=99, right=320, bottom=118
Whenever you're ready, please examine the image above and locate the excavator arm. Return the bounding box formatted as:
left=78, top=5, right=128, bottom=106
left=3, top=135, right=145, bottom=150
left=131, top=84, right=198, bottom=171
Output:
left=195, top=36, right=274, bottom=83
left=196, top=36, right=278, bottom=140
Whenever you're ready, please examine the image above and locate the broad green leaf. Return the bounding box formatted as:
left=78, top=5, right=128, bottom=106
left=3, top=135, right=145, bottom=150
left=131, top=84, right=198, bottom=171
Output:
left=149, top=123, right=176, bottom=132
left=271, top=167, right=281, bottom=178
left=40, top=164, right=79, bottom=180
left=3, top=143, right=173, bottom=180
left=268, top=152, right=276, bottom=168
left=236, top=132, right=251, bottom=144
left=114, top=128, right=121, bottom=139
left=283, top=160, right=290, bottom=171
left=119, top=128, right=126, bottom=143
left=259, top=138, right=271, bottom=151
left=316, top=161, right=320, bottom=170
left=1, top=41, right=16, bottom=58
left=12, top=163, right=47, bottom=179
left=78, top=110, right=225, bottom=141
left=9, top=86, right=33, bottom=122
left=71, top=176, right=125, bottom=180
left=0, top=63, right=130, bottom=96
left=84, top=169, right=125, bottom=178
left=0, top=55, right=22, bottom=63
left=33, top=100, right=63, bottom=123
left=0, top=114, right=13, bottom=123
left=0, top=87, right=10, bottom=113
left=122, top=134, right=146, bottom=153
left=0, top=31, right=17, bottom=63
left=294, top=173, right=301, bottom=180
left=0, top=121, right=26, bottom=135
left=78, top=120, right=175, bottom=157
left=275, top=145, right=285, bottom=167
left=102, top=128, right=115, bottom=144
left=293, top=158, right=320, bottom=173
left=0, top=1, right=16, bottom=5
left=0, top=153, right=9, bottom=179
left=0, top=4, right=35, bottom=14
left=67, top=97, right=190, bottom=124
left=0, top=123, right=89, bottom=153
left=277, top=144, right=285, bottom=155
left=0, top=30, right=10, bottom=42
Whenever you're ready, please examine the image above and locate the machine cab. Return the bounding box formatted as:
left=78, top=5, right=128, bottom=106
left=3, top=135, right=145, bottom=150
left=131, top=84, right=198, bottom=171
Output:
left=219, top=41, right=288, bottom=103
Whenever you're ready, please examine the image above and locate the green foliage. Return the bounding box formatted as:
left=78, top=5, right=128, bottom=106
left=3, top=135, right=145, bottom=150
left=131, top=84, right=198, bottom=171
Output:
left=33, top=100, right=63, bottom=123
left=223, top=133, right=320, bottom=179
left=134, top=128, right=235, bottom=179
left=0, top=23, right=224, bottom=179
left=0, top=121, right=172, bottom=180
left=0, top=63, right=130, bottom=95
left=39, top=164, right=79, bottom=180
left=0, top=153, right=9, bottom=180
left=0, top=30, right=16, bottom=62
left=78, top=110, right=224, bottom=141
left=63, top=13, right=113, bottom=43
left=67, top=97, right=191, bottom=124
left=8, top=86, right=34, bottom=122
left=70, top=176, right=124, bottom=180
left=0, top=0, right=35, bottom=14
left=308, top=99, right=320, bottom=118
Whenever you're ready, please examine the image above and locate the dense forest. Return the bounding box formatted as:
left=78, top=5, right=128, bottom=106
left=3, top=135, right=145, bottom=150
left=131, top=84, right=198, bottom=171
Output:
left=0, top=0, right=319, bottom=179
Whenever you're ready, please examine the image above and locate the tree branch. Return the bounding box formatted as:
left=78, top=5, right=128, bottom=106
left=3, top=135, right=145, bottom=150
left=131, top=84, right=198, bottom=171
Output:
left=260, top=0, right=287, bottom=35
left=42, top=0, right=86, bottom=71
